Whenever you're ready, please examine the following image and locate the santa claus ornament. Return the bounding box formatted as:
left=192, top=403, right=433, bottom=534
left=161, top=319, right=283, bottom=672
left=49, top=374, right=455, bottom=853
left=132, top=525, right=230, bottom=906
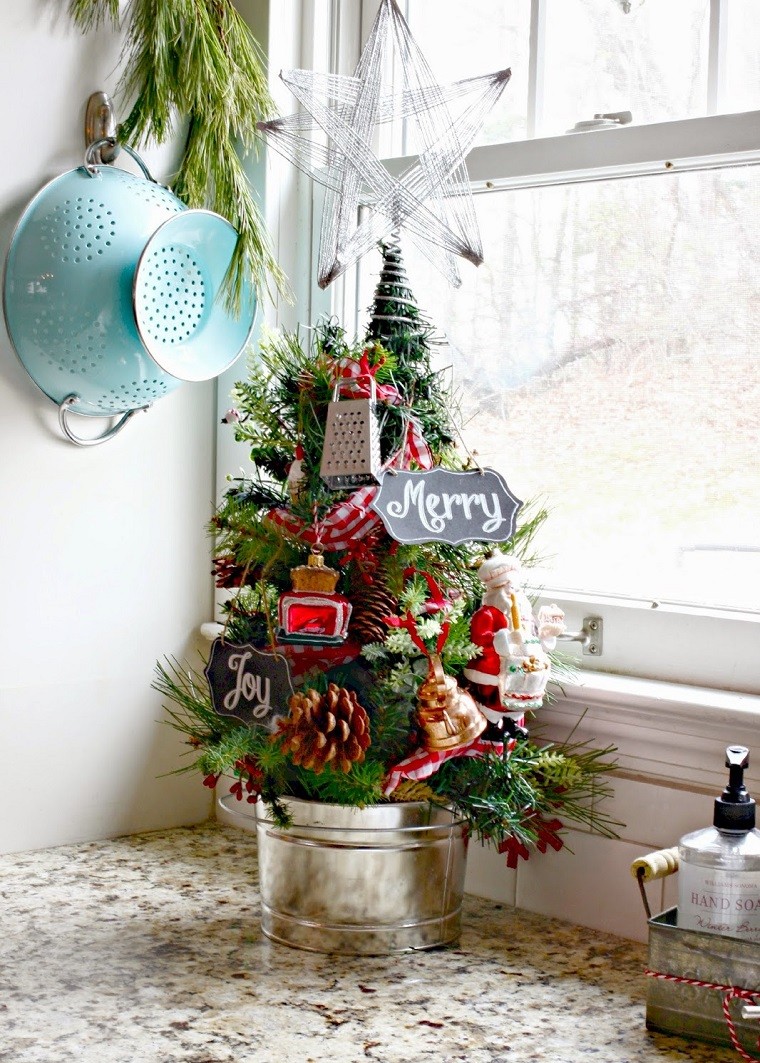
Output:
left=286, top=443, right=306, bottom=502
left=463, top=550, right=565, bottom=737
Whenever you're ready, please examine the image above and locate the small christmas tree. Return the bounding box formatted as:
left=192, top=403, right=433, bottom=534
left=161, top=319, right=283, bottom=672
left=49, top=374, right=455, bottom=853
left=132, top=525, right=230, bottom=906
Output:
left=364, top=236, right=454, bottom=455
left=157, top=243, right=618, bottom=859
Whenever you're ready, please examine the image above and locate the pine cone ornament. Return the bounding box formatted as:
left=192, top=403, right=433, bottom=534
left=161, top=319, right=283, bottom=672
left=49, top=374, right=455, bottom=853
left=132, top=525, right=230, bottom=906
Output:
left=277, top=684, right=371, bottom=773
left=348, top=572, right=399, bottom=646
left=212, top=554, right=251, bottom=588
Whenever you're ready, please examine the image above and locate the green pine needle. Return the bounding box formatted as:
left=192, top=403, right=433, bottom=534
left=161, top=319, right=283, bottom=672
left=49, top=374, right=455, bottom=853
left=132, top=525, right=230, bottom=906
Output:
left=69, top=0, right=288, bottom=308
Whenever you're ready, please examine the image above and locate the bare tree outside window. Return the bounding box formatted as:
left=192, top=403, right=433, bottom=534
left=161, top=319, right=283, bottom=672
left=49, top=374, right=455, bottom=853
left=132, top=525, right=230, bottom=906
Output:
left=356, top=167, right=760, bottom=612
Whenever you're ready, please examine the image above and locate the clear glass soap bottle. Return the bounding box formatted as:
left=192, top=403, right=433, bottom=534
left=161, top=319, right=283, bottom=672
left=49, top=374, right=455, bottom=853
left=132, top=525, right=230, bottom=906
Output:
left=678, top=745, right=760, bottom=942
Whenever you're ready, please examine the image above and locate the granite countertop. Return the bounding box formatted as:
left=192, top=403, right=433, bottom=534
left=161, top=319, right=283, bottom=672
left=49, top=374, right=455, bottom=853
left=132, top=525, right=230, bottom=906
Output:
left=0, top=822, right=743, bottom=1063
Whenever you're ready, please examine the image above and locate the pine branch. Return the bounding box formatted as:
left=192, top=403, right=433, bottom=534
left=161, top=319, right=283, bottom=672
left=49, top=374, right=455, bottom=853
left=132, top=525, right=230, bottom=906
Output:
left=69, top=0, right=287, bottom=308
left=196, top=728, right=259, bottom=778
left=68, top=0, right=119, bottom=29
left=153, top=656, right=232, bottom=743
left=289, top=759, right=386, bottom=807
left=429, top=736, right=621, bottom=850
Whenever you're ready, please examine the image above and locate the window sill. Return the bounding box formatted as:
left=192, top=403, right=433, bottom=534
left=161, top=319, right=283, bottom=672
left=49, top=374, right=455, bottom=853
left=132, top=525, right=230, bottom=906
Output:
left=540, top=672, right=760, bottom=794
left=533, top=589, right=759, bottom=695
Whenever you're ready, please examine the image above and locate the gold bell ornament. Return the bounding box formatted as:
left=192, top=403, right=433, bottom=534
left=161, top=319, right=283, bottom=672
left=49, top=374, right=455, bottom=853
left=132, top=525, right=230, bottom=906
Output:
left=416, top=654, right=487, bottom=752
left=320, top=376, right=381, bottom=489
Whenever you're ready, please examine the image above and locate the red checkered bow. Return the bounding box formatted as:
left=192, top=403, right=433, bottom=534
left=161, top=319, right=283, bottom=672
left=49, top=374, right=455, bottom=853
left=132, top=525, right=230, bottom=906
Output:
left=267, top=418, right=433, bottom=552
left=334, top=350, right=402, bottom=405
left=383, top=737, right=512, bottom=795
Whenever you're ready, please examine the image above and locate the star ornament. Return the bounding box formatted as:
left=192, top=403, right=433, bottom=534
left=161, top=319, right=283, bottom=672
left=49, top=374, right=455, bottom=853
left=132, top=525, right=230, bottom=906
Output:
left=258, top=0, right=511, bottom=289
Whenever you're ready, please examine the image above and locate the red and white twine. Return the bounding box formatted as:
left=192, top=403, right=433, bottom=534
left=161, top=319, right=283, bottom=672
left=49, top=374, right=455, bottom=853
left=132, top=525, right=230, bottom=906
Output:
left=644, top=968, right=760, bottom=1062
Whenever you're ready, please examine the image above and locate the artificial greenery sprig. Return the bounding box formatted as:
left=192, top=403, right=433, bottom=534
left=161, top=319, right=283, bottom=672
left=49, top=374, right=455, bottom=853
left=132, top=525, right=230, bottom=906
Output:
left=428, top=736, right=622, bottom=851
left=69, top=0, right=287, bottom=308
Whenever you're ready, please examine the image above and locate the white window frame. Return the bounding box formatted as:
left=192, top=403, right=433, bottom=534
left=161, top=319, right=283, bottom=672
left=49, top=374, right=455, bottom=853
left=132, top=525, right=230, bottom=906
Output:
left=313, top=0, right=760, bottom=700
left=207, top=0, right=760, bottom=798
left=221, top=0, right=760, bottom=795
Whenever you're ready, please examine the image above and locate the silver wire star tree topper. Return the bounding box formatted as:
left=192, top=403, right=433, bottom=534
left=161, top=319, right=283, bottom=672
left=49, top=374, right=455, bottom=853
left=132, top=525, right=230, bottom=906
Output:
left=258, top=0, right=511, bottom=289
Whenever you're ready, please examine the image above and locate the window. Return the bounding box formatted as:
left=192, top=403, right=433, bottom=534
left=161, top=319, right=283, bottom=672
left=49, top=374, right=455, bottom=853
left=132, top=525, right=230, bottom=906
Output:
left=355, top=166, right=760, bottom=618
left=319, top=0, right=760, bottom=692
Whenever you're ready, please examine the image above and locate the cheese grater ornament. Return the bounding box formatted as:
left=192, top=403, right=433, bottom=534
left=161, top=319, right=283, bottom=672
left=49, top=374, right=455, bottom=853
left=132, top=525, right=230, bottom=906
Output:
left=320, top=378, right=382, bottom=489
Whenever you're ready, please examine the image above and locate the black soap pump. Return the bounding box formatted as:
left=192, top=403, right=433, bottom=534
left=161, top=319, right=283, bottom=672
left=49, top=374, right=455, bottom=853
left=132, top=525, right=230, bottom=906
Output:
left=678, top=746, right=760, bottom=941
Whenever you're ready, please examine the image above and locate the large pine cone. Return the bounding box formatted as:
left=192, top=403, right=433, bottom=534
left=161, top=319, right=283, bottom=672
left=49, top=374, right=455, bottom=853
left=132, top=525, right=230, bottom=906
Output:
left=278, top=684, right=371, bottom=773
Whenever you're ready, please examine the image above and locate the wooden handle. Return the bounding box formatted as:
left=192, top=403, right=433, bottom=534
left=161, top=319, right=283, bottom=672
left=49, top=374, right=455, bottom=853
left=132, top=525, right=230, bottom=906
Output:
left=630, top=847, right=679, bottom=881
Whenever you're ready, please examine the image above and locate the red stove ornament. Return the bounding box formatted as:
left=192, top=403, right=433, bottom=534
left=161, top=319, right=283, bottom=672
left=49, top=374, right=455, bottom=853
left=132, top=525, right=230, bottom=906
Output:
left=277, top=548, right=352, bottom=645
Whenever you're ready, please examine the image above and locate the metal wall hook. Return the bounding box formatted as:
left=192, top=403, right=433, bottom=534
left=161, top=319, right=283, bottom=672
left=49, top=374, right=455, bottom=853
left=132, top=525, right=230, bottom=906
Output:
left=58, top=394, right=149, bottom=447
left=84, top=92, right=120, bottom=165
left=556, top=615, right=603, bottom=656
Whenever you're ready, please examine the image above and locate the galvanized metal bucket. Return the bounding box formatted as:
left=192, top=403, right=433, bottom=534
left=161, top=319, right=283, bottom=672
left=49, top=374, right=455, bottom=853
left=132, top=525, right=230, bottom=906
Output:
left=220, top=795, right=467, bottom=954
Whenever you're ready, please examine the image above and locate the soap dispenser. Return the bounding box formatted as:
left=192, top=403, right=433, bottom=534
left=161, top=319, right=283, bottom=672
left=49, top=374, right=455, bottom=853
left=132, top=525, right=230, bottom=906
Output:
left=678, top=745, right=760, bottom=941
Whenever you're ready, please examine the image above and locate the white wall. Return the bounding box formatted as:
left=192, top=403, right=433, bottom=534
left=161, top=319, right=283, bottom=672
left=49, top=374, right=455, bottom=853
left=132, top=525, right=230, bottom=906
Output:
left=0, top=4, right=214, bottom=853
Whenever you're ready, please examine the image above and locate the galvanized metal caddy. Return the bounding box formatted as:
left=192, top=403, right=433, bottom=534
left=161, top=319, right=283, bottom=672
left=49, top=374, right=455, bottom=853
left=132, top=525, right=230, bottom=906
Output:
left=221, top=795, right=467, bottom=954
left=633, top=847, right=760, bottom=1052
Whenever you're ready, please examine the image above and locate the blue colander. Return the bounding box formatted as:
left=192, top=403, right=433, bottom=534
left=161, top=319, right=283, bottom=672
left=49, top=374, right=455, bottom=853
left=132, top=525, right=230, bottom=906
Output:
left=3, top=141, right=256, bottom=443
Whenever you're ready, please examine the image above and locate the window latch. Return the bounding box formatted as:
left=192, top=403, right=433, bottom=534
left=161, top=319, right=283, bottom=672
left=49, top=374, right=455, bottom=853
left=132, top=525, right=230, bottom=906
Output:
left=556, top=616, right=603, bottom=656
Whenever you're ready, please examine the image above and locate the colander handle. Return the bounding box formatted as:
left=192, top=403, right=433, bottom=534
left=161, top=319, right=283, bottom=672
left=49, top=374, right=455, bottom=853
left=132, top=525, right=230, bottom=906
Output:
left=58, top=394, right=149, bottom=447
left=84, top=139, right=159, bottom=184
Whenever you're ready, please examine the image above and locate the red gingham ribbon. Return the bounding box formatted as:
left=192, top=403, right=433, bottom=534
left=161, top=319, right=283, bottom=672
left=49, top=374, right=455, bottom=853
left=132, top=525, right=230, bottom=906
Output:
left=387, top=415, right=432, bottom=471
left=644, top=969, right=760, bottom=1061
left=267, top=417, right=433, bottom=551
left=334, top=350, right=402, bottom=405
left=383, top=737, right=512, bottom=795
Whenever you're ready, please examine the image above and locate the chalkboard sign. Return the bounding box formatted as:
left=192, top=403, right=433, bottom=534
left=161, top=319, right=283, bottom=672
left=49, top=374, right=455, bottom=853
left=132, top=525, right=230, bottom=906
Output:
left=204, top=639, right=294, bottom=732
left=371, top=468, right=521, bottom=545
